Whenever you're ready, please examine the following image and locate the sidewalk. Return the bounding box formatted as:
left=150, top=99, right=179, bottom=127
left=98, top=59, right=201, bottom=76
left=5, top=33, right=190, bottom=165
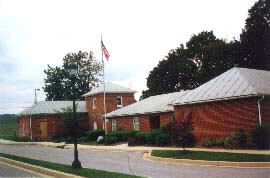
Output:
left=1, top=139, right=270, bottom=155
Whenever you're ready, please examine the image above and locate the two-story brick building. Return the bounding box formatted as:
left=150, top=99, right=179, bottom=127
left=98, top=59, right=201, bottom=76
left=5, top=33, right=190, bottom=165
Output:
left=82, top=82, right=136, bottom=130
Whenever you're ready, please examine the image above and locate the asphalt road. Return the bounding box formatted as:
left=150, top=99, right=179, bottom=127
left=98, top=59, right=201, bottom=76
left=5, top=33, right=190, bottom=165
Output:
left=0, top=145, right=269, bottom=178
left=0, top=162, right=40, bottom=177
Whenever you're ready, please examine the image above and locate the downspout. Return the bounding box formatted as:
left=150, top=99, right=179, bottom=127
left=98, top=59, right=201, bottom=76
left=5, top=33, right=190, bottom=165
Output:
left=30, top=109, right=33, bottom=141
left=257, top=96, right=265, bottom=126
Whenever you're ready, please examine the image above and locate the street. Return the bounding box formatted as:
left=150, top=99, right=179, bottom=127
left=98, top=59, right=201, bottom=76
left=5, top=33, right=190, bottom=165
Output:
left=0, top=144, right=269, bottom=178
left=0, top=162, right=40, bottom=177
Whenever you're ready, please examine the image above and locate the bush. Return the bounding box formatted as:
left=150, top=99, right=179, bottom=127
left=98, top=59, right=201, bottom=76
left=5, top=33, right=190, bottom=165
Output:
left=224, top=130, right=247, bottom=149
left=128, top=132, right=146, bottom=146
left=104, top=137, right=118, bottom=145
left=144, top=129, right=163, bottom=145
left=251, top=124, right=270, bottom=149
left=155, top=134, right=171, bottom=146
left=168, top=113, right=196, bottom=148
left=107, top=130, right=138, bottom=142
left=86, top=129, right=105, bottom=141
left=201, top=138, right=225, bottom=147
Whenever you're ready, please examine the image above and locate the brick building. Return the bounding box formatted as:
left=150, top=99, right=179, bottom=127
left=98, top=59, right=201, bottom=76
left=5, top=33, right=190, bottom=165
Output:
left=172, top=68, right=270, bottom=143
left=82, top=82, right=136, bottom=130
left=105, top=68, right=270, bottom=144
left=105, top=91, right=188, bottom=132
left=18, top=101, right=88, bottom=140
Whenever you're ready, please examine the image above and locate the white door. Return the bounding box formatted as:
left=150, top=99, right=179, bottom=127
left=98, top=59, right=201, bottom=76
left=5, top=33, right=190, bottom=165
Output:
left=94, top=121, right=97, bottom=130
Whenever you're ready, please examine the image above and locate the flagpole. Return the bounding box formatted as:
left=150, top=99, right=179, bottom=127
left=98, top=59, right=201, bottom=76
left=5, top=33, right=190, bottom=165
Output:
left=101, top=35, right=107, bottom=137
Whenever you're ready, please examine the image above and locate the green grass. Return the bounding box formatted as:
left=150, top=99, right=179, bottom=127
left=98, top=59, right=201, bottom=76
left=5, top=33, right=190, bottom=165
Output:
left=152, top=150, right=270, bottom=162
left=0, top=118, right=17, bottom=139
left=0, top=153, right=142, bottom=178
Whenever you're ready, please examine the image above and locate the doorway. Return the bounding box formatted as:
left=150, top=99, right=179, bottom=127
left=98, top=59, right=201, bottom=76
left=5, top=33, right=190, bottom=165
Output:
left=40, top=121, right=48, bottom=139
left=149, top=115, right=160, bottom=130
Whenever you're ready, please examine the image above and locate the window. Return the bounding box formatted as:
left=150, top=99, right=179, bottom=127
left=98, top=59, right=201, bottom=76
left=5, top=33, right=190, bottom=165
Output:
left=117, top=96, right=122, bottom=107
left=133, top=117, right=139, bottom=131
left=170, top=113, right=174, bottom=121
left=112, top=119, right=116, bottom=131
left=93, top=98, right=96, bottom=109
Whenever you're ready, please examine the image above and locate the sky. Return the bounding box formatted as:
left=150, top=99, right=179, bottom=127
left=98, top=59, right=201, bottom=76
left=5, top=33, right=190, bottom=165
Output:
left=0, top=0, right=257, bottom=114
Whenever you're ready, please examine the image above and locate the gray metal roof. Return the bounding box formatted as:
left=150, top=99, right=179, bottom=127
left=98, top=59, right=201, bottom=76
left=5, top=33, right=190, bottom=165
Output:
left=106, top=91, right=189, bottom=117
left=173, top=67, right=270, bottom=105
left=82, top=82, right=136, bottom=97
left=18, top=101, right=87, bottom=116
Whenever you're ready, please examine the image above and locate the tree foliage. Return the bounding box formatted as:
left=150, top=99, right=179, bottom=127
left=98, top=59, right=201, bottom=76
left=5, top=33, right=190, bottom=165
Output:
left=141, top=31, right=240, bottom=99
left=240, top=0, right=270, bottom=70
left=141, top=0, right=270, bottom=99
left=43, top=51, right=102, bottom=100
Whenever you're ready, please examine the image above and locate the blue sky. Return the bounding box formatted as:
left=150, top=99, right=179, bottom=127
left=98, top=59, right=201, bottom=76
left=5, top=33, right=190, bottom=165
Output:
left=0, top=0, right=257, bottom=114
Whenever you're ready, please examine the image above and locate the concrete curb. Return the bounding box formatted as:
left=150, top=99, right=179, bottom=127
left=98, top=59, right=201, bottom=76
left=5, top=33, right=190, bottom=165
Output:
left=143, top=151, right=270, bottom=168
left=0, top=156, right=83, bottom=178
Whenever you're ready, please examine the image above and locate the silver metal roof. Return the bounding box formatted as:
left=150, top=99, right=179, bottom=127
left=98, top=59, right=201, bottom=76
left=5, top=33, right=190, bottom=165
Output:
left=82, top=82, right=136, bottom=97
left=18, top=101, right=87, bottom=116
left=173, top=67, right=270, bottom=105
left=106, top=91, right=189, bottom=117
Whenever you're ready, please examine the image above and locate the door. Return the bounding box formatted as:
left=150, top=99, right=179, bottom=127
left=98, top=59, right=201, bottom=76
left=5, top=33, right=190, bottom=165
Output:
left=40, top=121, right=48, bottom=140
left=94, top=121, right=97, bottom=130
left=149, top=115, right=160, bottom=130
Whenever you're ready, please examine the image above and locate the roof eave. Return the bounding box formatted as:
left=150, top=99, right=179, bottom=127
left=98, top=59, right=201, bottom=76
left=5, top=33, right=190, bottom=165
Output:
left=105, top=110, right=173, bottom=118
left=173, top=94, right=260, bottom=106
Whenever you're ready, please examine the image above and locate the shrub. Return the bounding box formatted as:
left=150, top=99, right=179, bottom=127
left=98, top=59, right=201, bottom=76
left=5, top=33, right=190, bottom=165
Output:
left=155, top=134, right=171, bottom=146
left=107, top=130, right=138, bottom=142
left=86, top=129, right=105, bottom=141
left=251, top=124, right=270, bottom=149
left=144, top=129, right=163, bottom=145
left=104, top=137, right=117, bottom=145
left=201, top=138, right=225, bottom=147
left=169, top=113, right=196, bottom=149
left=224, top=130, right=247, bottom=149
left=128, top=132, right=146, bottom=146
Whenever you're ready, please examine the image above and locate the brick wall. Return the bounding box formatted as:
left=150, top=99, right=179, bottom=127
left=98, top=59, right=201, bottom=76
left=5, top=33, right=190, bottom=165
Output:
left=106, top=112, right=172, bottom=132
left=86, top=93, right=136, bottom=130
left=18, top=114, right=88, bottom=140
left=174, top=97, right=269, bottom=143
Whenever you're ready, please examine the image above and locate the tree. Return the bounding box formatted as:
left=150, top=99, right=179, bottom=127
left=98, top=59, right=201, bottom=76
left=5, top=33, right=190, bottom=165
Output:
left=57, top=105, right=88, bottom=138
left=240, top=0, right=270, bottom=70
left=141, top=31, right=241, bottom=99
left=43, top=51, right=102, bottom=100
left=141, top=45, right=198, bottom=99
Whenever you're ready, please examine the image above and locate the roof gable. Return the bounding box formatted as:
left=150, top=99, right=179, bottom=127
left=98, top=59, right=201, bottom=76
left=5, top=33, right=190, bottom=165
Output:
left=173, top=67, right=270, bottom=105
left=82, top=82, right=136, bottom=97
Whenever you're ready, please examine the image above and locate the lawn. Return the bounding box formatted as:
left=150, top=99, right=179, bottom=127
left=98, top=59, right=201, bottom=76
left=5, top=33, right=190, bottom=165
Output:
left=0, top=118, right=17, bottom=140
left=0, top=153, right=142, bottom=178
left=152, top=150, right=270, bottom=162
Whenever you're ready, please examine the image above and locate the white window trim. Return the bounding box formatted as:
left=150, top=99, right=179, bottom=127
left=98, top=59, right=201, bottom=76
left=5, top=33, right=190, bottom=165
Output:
left=117, top=96, right=123, bottom=107
left=133, top=116, right=139, bottom=131
left=112, top=119, right=116, bottom=131
left=93, top=98, right=96, bottom=109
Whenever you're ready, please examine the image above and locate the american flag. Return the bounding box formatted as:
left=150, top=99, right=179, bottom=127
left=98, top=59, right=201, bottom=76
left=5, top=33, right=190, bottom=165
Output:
left=101, top=40, right=110, bottom=61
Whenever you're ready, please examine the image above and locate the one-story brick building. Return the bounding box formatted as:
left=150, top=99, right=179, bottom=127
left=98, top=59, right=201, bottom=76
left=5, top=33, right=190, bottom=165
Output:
left=18, top=101, right=88, bottom=140
left=172, top=67, right=270, bottom=143
left=105, top=68, right=270, bottom=143
left=105, top=91, right=189, bottom=132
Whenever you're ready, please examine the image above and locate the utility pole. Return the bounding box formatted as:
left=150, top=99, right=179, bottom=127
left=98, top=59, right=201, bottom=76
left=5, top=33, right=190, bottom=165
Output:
left=34, top=88, right=40, bottom=104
